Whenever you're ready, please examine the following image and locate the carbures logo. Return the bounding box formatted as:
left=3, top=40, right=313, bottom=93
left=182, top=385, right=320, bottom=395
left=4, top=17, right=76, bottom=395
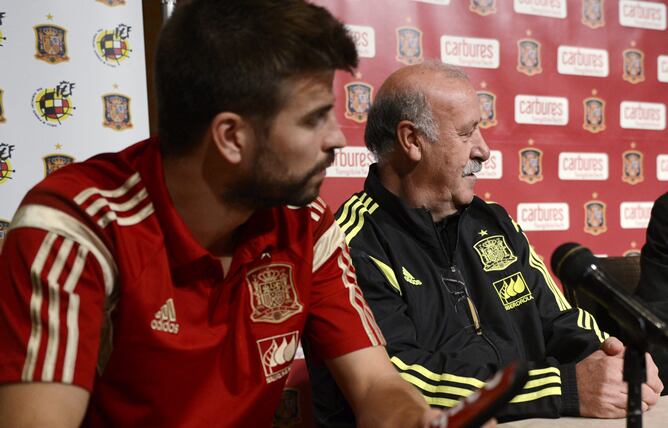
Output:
left=0, top=143, right=15, bottom=184
left=93, top=24, right=132, bottom=67
left=31, top=81, right=76, bottom=126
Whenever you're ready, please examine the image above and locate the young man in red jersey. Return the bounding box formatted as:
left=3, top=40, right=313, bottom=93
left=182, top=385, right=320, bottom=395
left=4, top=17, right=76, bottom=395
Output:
left=0, top=1, right=447, bottom=427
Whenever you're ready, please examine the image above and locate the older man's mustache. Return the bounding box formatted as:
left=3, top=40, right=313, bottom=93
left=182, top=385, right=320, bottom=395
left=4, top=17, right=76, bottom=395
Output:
left=462, top=160, right=483, bottom=176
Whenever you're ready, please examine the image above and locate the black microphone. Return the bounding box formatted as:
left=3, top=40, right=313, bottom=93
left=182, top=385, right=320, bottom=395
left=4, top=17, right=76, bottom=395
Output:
left=551, top=243, right=668, bottom=349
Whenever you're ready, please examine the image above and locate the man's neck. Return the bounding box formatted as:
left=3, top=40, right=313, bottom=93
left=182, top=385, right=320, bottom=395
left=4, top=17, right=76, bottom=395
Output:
left=377, top=163, right=457, bottom=222
left=162, top=148, right=254, bottom=257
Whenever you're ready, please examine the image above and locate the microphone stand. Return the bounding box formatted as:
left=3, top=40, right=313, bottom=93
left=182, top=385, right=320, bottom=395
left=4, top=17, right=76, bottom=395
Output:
left=622, top=319, right=647, bottom=428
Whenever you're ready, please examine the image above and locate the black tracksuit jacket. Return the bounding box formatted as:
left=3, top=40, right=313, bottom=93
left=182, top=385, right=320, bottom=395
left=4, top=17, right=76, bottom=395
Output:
left=309, top=165, right=605, bottom=424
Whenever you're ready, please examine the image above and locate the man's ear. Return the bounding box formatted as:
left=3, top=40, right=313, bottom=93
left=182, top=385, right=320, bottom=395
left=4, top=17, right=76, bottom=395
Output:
left=396, top=120, right=423, bottom=162
left=209, top=112, right=253, bottom=165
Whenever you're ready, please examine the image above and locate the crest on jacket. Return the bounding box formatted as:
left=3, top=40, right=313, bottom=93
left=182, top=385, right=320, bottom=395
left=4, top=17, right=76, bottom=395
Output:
left=247, top=263, right=303, bottom=323
left=396, top=27, right=423, bottom=65
left=584, top=200, right=607, bottom=235
left=474, top=235, right=518, bottom=272
left=623, top=49, right=644, bottom=84
left=583, top=97, right=605, bottom=133
left=622, top=150, right=643, bottom=185
left=344, top=82, right=373, bottom=123
left=34, top=24, right=69, bottom=64
left=517, top=39, right=542, bottom=76
left=582, top=0, right=605, bottom=29
left=102, top=94, right=132, bottom=130
left=493, top=272, right=533, bottom=310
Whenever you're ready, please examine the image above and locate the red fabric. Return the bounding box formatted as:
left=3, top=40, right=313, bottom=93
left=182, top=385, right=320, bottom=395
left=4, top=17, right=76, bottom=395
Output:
left=0, top=138, right=381, bottom=428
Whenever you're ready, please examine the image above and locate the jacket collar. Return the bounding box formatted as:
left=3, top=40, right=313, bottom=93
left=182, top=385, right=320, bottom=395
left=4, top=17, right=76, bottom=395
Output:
left=363, top=163, right=468, bottom=251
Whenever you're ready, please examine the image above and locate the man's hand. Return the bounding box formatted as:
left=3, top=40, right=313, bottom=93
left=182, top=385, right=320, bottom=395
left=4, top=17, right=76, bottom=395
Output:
left=576, top=336, right=664, bottom=418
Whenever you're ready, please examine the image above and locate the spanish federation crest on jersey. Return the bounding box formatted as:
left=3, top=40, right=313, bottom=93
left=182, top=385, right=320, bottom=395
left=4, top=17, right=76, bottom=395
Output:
left=474, top=235, right=518, bottom=272
left=622, top=150, right=644, bottom=185
left=0, top=218, right=9, bottom=252
left=344, top=82, right=373, bottom=123
left=31, top=81, right=76, bottom=126
left=470, top=0, right=497, bottom=16
left=582, top=0, right=605, bottom=29
left=396, top=27, right=423, bottom=65
left=247, top=263, right=303, bottom=323
left=584, top=200, right=607, bottom=235
left=493, top=272, right=533, bottom=310
left=93, top=24, right=132, bottom=67
left=102, top=93, right=132, bottom=130
left=43, top=153, right=75, bottom=177
left=96, top=0, right=126, bottom=6
left=519, top=148, right=543, bottom=184
left=0, top=142, right=15, bottom=185
left=273, top=388, right=301, bottom=427
left=583, top=97, right=606, bottom=133
left=623, top=49, right=645, bottom=84
left=0, top=89, right=5, bottom=123
left=477, top=91, right=497, bottom=129
left=34, top=24, right=69, bottom=64
left=517, top=39, right=542, bottom=76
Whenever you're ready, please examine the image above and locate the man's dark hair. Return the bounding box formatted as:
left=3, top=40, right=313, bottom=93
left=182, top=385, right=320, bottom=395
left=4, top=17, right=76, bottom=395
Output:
left=155, top=0, right=358, bottom=154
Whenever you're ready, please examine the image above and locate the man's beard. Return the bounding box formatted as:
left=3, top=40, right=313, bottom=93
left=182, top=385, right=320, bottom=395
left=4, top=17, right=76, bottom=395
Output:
left=223, top=147, right=335, bottom=209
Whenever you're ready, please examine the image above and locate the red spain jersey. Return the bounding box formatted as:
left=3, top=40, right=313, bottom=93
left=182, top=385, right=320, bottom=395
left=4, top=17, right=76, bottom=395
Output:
left=0, top=138, right=384, bottom=427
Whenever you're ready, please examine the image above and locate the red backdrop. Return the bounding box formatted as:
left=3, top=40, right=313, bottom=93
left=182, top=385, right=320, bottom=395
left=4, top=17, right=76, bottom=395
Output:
left=316, top=0, right=668, bottom=268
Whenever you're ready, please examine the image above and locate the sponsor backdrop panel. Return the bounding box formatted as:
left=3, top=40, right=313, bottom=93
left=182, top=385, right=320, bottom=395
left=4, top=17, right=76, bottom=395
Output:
left=0, top=0, right=149, bottom=243
left=317, top=0, right=668, bottom=268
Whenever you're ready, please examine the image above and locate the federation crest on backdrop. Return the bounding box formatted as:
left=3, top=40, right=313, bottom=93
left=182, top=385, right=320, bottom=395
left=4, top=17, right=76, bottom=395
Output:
left=273, top=388, right=301, bottom=427
left=246, top=264, right=303, bottom=323
left=0, top=11, right=7, bottom=47
left=34, top=24, right=69, bottom=64
left=622, top=150, right=644, bottom=185
left=477, top=91, right=497, bottom=129
left=0, top=219, right=9, bottom=251
left=474, top=235, right=518, bottom=272
left=517, top=39, right=542, bottom=76
left=102, top=94, right=132, bottom=130
left=519, top=148, right=543, bottom=184
left=582, top=0, right=605, bottom=29
left=396, top=27, right=423, bottom=65
left=93, top=24, right=132, bottom=67
left=0, top=89, right=5, bottom=123
left=344, top=82, right=373, bottom=123
left=0, top=143, right=15, bottom=185
left=583, top=97, right=606, bottom=133
left=43, top=154, right=75, bottom=177
left=31, top=81, right=76, bottom=126
left=469, top=0, right=496, bottom=16
left=96, top=0, right=126, bottom=6
left=623, top=49, right=645, bottom=84
left=584, top=200, right=607, bottom=235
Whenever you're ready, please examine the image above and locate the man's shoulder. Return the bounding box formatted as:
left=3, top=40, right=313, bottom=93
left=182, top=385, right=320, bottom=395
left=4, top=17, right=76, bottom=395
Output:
left=334, top=190, right=384, bottom=248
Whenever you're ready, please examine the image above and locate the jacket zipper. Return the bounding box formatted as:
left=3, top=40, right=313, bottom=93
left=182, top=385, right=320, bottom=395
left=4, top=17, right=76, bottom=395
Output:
left=432, top=215, right=502, bottom=365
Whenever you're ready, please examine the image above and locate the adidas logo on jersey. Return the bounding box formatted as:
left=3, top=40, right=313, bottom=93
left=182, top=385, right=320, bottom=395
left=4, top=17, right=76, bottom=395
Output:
left=151, top=298, right=180, bottom=334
